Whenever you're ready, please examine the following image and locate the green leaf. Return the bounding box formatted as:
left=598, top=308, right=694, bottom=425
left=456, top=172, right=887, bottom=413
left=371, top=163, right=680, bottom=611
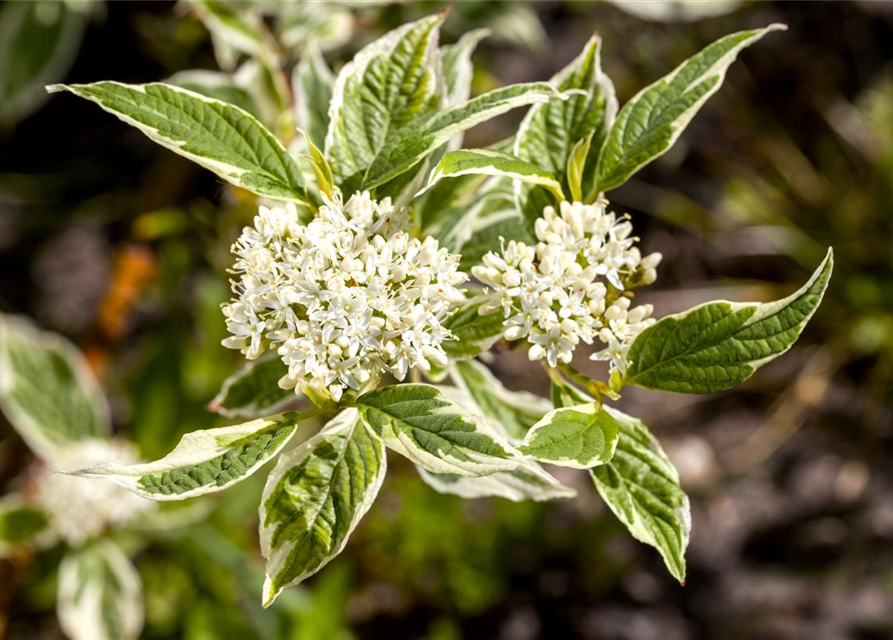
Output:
left=419, top=148, right=564, bottom=200
left=0, top=495, right=51, bottom=556
left=209, top=353, right=297, bottom=420
left=0, top=0, right=91, bottom=128
left=299, top=128, right=336, bottom=198
left=0, top=314, right=109, bottom=460
left=567, top=130, right=594, bottom=202
left=417, top=461, right=575, bottom=502
left=190, top=0, right=269, bottom=70
left=450, top=359, right=551, bottom=441
left=325, top=14, right=445, bottom=190
left=58, top=539, right=144, bottom=640
left=294, top=45, right=334, bottom=149
left=518, top=403, right=620, bottom=468
left=593, top=25, right=784, bottom=195
left=167, top=69, right=259, bottom=118
left=590, top=407, right=690, bottom=583
left=357, top=384, right=521, bottom=477
left=515, top=34, right=616, bottom=226
left=260, top=408, right=386, bottom=607
left=439, top=296, right=506, bottom=360
left=362, top=82, right=568, bottom=190
left=70, top=413, right=304, bottom=500
left=441, top=29, right=488, bottom=107
left=47, top=81, right=307, bottom=202
left=624, top=248, right=832, bottom=393
left=434, top=28, right=489, bottom=158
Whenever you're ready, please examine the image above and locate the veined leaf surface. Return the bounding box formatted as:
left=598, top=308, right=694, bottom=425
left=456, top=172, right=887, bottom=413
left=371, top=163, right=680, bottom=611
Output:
left=624, top=248, right=832, bottom=393
left=0, top=314, right=109, bottom=460
left=325, top=14, right=445, bottom=190
left=209, top=353, right=297, bottom=419
left=362, top=82, right=566, bottom=189
left=518, top=402, right=620, bottom=468
left=590, top=407, right=690, bottom=583
left=48, top=81, right=307, bottom=201
left=260, top=409, right=386, bottom=606
left=70, top=413, right=303, bottom=500
left=357, top=383, right=521, bottom=477
left=593, top=25, right=784, bottom=194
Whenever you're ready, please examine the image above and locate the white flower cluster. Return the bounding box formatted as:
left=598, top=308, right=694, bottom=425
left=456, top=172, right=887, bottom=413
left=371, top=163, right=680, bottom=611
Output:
left=222, top=191, right=467, bottom=401
left=472, top=200, right=661, bottom=372
left=36, top=440, right=149, bottom=546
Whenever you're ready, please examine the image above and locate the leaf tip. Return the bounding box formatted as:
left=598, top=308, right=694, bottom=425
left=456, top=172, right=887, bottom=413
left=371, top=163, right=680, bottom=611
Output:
left=45, top=84, right=68, bottom=95
left=261, top=578, right=280, bottom=609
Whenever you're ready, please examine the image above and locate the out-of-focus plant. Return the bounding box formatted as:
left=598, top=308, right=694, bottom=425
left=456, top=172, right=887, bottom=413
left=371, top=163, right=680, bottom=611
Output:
left=0, top=0, right=103, bottom=129
left=0, top=313, right=155, bottom=640
left=47, top=12, right=830, bottom=610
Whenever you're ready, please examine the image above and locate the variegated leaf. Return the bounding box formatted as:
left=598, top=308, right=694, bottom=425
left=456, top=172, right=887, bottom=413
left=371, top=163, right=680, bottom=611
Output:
left=325, top=14, right=445, bottom=190
left=48, top=82, right=307, bottom=202
left=0, top=494, right=51, bottom=557
left=357, top=384, right=521, bottom=477
left=294, top=45, right=334, bottom=148
left=209, top=353, right=297, bottom=420
left=69, top=413, right=303, bottom=500
left=593, top=25, right=784, bottom=195
left=419, top=148, right=564, bottom=200
left=417, top=461, right=575, bottom=502
left=362, top=82, right=567, bottom=190
left=518, top=402, right=620, bottom=469
left=450, top=359, right=551, bottom=441
left=0, top=313, right=109, bottom=460
left=590, top=406, right=690, bottom=583
left=57, top=540, right=144, bottom=640
left=516, top=34, right=616, bottom=225
left=260, top=408, right=386, bottom=606
left=624, top=249, right=832, bottom=393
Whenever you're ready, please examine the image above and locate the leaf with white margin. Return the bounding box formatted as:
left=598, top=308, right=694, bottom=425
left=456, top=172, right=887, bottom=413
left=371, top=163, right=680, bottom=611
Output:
left=69, top=413, right=304, bottom=500
left=47, top=82, right=307, bottom=202
left=325, top=14, right=445, bottom=189
left=260, top=408, right=386, bottom=607
left=0, top=494, right=51, bottom=557
left=435, top=28, right=489, bottom=158
left=418, top=148, right=564, bottom=200
left=0, top=313, right=109, bottom=460
left=441, top=29, right=488, bottom=107
left=362, top=82, right=570, bottom=190
left=515, top=34, right=616, bottom=224
left=209, top=353, right=297, bottom=419
left=593, top=25, right=784, bottom=195
left=357, top=384, right=521, bottom=477
left=167, top=69, right=259, bottom=118
left=417, top=461, right=575, bottom=502
left=624, top=248, right=832, bottom=393
left=518, top=402, right=620, bottom=468
left=423, top=384, right=575, bottom=502
left=57, top=539, right=144, bottom=640
left=450, top=359, right=551, bottom=441
left=294, top=45, right=334, bottom=148
left=590, top=406, right=690, bottom=583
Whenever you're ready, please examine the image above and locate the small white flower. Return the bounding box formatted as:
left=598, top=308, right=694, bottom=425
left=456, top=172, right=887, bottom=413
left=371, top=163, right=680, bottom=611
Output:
left=472, top=200, right=659, bottom=372
left=35, top=440, right=150, bottom=546
left=222, top=191, right=467, bottom=400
